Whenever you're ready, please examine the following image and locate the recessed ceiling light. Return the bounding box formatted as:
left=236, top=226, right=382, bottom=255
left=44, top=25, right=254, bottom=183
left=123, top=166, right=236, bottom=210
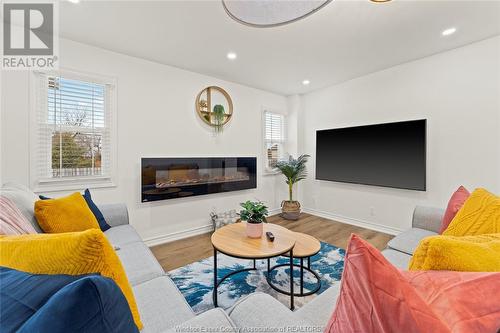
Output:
left=67, top=0, right=80, bottom=3
left=302, top=80, right=310, bottom=86
left=226, top=52, right=237, bottom=60
left=442, top=27, right=457, bottom=36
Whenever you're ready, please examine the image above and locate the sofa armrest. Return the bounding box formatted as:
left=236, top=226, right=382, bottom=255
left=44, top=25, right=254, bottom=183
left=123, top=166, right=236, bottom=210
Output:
left=412, top=205, right=444, bottom=233
left=99, top=203, right=129, bottom=227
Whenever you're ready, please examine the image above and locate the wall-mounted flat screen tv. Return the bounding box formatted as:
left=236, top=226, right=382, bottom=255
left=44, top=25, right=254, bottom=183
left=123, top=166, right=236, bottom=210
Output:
left=316, top=119, right=426, bottom=191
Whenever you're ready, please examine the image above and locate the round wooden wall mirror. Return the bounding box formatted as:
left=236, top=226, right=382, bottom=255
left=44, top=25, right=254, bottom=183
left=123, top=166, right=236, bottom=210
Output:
left=195, top=86, right=233, bottom=131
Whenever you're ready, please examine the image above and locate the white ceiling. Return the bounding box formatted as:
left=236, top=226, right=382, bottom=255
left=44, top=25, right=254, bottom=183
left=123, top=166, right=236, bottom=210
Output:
left=60, top=0, right=500, bottom=95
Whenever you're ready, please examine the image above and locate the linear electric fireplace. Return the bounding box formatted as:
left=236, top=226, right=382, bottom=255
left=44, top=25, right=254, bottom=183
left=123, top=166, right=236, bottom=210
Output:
left=141, top=157, right=257, bottom=202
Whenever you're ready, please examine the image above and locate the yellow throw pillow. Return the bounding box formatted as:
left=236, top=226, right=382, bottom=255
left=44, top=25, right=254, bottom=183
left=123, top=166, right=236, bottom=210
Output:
left=0, top=229, right=143, bottom=330
left=35, top=192, right=100, bottom=233
left=409, top=233, right=500, bottom=272
left=443, top=188, right=500, bottom=236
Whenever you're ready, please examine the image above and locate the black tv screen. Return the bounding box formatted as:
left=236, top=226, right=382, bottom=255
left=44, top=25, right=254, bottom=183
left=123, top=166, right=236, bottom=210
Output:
left=316, top=119, right=426, bottom=191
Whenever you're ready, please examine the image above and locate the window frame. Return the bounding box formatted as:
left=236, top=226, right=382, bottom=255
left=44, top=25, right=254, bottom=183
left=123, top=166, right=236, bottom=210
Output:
left=262, top=108, right=287, bottom=175
left=29, top=68, right=117, bottom=192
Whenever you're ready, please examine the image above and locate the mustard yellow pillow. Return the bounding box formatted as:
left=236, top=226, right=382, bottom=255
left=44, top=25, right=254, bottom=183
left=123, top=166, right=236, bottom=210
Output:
left=442, top=188, right=500, bottom=236
left=0, top=229, right=143, bottom=330
left=34, top=192, right=99, bottom=233
left=409, top=233, right=500, bottom=272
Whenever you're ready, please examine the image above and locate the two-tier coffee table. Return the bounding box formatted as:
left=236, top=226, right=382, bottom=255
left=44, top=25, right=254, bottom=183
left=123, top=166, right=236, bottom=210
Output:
left=211, top=223, right=297, bottom=309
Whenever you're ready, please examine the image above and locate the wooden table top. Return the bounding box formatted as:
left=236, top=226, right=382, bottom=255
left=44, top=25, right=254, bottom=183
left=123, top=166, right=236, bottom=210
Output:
left=211, top=223, right=296, bottom=259
left=283, top=232, right=321, bottom=258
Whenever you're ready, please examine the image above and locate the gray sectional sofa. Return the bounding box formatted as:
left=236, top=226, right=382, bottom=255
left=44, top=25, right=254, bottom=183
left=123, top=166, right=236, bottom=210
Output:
left=1, top=182, right=445, bottom=332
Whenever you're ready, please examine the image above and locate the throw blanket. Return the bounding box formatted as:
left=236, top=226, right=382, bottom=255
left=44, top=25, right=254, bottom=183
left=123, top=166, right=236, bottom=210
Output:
left=0, top=196, right=37, bottom=235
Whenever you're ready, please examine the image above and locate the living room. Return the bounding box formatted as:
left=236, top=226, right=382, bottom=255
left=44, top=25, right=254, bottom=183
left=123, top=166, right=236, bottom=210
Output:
left=1, top=1, right=499, bottom=332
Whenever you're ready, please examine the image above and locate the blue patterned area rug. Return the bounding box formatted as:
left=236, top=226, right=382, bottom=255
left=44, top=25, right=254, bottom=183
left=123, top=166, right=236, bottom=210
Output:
left=168, top=242, right=345, bottom=314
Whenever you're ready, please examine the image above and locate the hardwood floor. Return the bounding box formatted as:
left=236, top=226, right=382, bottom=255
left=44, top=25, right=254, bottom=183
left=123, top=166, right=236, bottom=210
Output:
left=151, top=213, right=393, bottom=271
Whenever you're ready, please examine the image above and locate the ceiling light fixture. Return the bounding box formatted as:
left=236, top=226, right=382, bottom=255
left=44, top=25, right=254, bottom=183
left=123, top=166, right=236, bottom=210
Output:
left=302, top=80, right=310, bottom=86
left=222, top=0, right=332, bottom=28
left=227, top=52, right=237, bottom=60
left=441, top=27, right=457, bottom=36
left=67, top=0, right=80, bottom=3
left=370, top=0, right=392, bottom=2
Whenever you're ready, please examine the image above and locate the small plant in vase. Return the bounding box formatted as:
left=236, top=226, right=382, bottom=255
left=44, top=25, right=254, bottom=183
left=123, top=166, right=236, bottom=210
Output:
left=212, top=104, right=225, bottom=134
left=239, top=200, right=268, bottom=238
left=276, top=154, right=310, bottom=220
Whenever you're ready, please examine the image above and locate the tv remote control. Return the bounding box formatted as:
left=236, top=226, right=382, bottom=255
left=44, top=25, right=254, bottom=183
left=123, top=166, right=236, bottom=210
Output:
left=266, top=232, right=275, bottom=242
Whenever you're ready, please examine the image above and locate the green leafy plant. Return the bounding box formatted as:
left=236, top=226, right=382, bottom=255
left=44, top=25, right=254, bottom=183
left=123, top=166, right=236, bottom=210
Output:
left=212, top=104, right=225, bottom=133
left=238, top=200, right=269, bottom=224
left=276, top=154, right=310, bottom=202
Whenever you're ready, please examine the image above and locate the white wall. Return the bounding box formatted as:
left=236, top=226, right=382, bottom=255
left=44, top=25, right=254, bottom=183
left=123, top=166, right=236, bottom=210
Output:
left=299, top=36, right=500, bottom=234
left=0, top=39, right=289, bottom=244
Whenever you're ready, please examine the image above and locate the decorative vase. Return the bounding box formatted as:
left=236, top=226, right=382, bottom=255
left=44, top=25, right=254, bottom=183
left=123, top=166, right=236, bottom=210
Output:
left=281, top=200, right=301, bottom=220
left=246, top=222, right=263, bottom=238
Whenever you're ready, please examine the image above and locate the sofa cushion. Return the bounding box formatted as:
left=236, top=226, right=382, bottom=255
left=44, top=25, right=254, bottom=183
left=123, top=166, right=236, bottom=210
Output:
left=409, top=233, right=500, bottom=272
left=0, top=183, right=41, bottom=232
left=295, top=283, right=341, bottom=328
left=387, top=228, right=437, bottom=255
left=165, top=308, right=235, bottom=333
left=402, top=270, right=500, bottom=333
left=39, top=189, right=111, bottom=232
left=116, top=242, right=165, bottom=286
left=381, top=248, right=411, bottom=269
left=133, top=276, right=194, bottom=333
left=443, top=188, right=500, bottom=236
left=34, top=192, right=100, bottom=233
left=105, top=225, right=142, bottom=247
left=19, top=276, right=138, bottom=333
left=0, top=266, right=88, bottom=332
left=325, top=235, right=450, bottom=333
left=0, top=229, right=143, bottom=330
left=0, top=196, right=37, bottom=235
left=440, top=186, right=470, bottom=234
left=229, top=293, right=312, bottom=329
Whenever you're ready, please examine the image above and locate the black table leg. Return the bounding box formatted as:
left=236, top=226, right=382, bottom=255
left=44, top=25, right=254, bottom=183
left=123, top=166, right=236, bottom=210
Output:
left=267, top=258, right=270, bottom=274
left=290, top=249, right=294, bottom=310
left=253, top=259, right=256, bottom=269
left=213, top=248, right=218, bottom=307
left=300, top=258, right=304, bottom=295
left=307, top=257, right=311, bottom=269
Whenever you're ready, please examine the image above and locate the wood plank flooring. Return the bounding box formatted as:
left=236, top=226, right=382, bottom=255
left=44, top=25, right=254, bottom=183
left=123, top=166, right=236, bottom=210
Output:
left=151, top=213, right=393, bottom=272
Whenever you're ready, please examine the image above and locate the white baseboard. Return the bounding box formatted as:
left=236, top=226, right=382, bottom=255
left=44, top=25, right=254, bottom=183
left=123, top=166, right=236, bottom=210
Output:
left=302, top=207, right=403, bottom=236
left=145, top=207, right=282, bottom=247
left=144, top=224, right=213, bottom=247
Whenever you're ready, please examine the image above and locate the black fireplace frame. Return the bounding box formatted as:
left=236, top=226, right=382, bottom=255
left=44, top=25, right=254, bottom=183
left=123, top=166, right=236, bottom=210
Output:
left=141, top=157, right=257, bottom=202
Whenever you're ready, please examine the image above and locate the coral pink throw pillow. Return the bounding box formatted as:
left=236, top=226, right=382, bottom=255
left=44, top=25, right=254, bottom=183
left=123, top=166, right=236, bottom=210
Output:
left=325, top=234, right=451, bottom=333
left=402, top=270, right=500, bottom=333
left=439, top=186, right=470, bottom=234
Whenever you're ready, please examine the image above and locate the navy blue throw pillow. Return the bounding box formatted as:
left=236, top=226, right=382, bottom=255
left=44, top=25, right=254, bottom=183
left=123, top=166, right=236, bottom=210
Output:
left=18, top=276, right=139, bottom=333
left=0, top=267, right=92, bottom=332
left=82, top=189, right=111, bottom=231
left=39, top=189, right=111, bottom=232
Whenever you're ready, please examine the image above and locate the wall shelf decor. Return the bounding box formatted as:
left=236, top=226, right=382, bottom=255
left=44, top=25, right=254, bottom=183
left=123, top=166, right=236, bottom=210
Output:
left=195, top=86, right=233, bottom=133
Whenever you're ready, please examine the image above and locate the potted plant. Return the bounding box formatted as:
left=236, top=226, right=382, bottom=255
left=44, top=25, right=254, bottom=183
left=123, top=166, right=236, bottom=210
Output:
left=276, top=154, right=310, bottom=220
left=212, top=104, right=225, bottom=133
left=239, top=200, right=269, bottom=238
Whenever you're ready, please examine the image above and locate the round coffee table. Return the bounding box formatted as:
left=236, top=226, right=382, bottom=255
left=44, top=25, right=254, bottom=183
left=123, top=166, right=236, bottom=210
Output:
left=211, top=223, right=296, bottom=309
left=266, top=232, right=321, bottom=296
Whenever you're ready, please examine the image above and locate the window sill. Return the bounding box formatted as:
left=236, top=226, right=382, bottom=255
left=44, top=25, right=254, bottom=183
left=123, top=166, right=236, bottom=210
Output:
left=33, top=177, right=116, bottom=193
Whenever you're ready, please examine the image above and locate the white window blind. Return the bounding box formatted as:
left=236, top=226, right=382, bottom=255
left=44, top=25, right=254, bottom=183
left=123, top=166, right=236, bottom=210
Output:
left=32, top=71, right=115, bottom=188
left=264, top=111, right=286, bottom=170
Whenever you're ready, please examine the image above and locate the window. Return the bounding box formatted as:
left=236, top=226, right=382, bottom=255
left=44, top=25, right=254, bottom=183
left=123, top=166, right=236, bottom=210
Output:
left=31, top=70, right=116, bottom=190
left=263, top=110, right=286, bottom=172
